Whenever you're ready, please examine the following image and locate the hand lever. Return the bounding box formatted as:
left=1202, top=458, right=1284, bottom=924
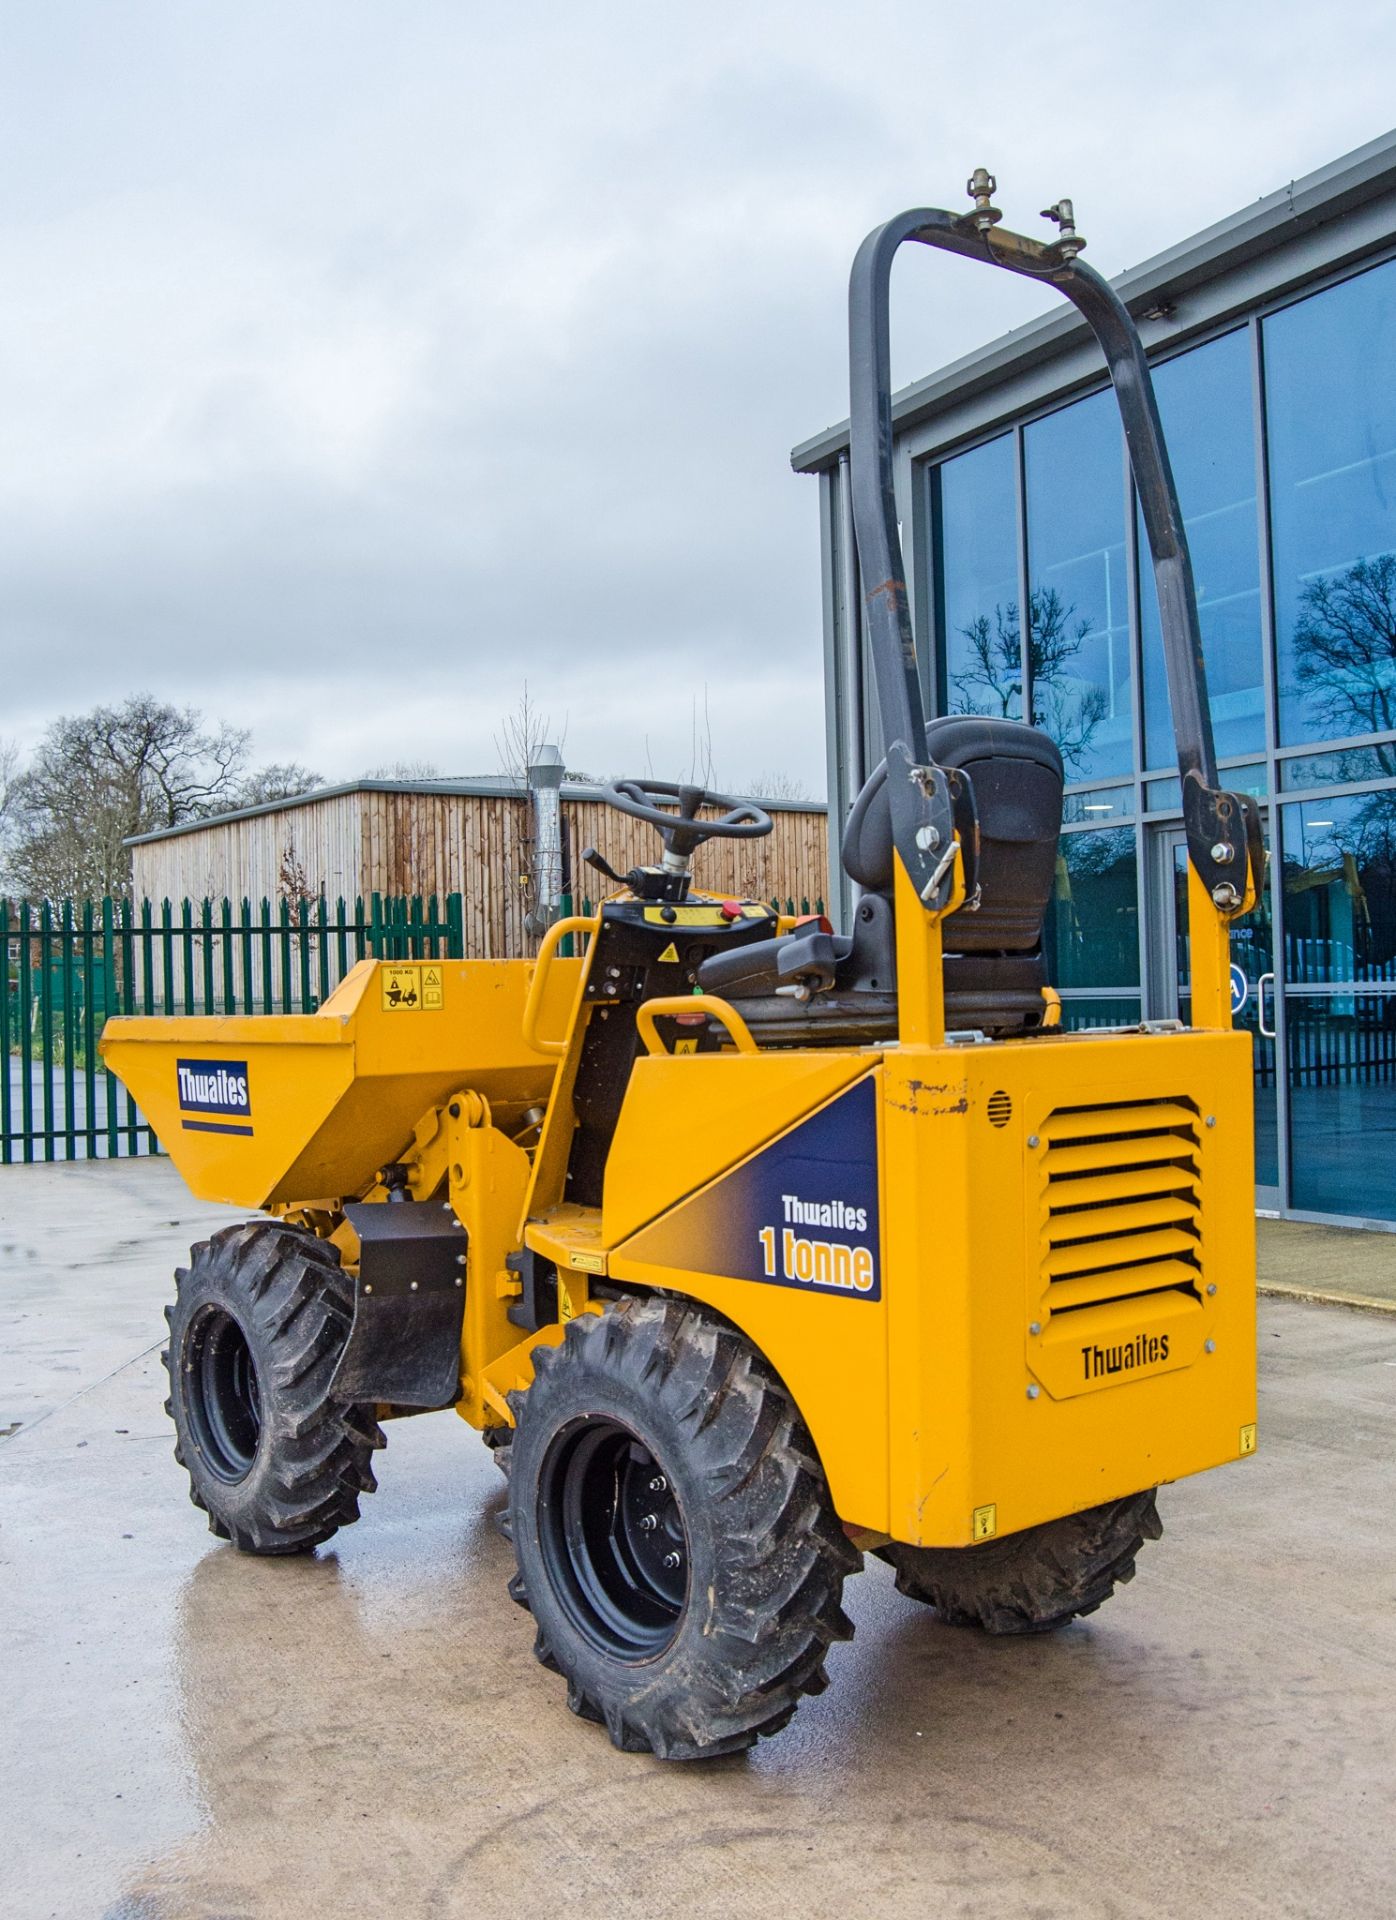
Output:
left=583, top=846, right=627, bottom=886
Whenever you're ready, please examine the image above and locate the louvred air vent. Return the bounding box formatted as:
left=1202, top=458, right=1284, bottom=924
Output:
left=1038, top=1098, right=1203, bottom=1319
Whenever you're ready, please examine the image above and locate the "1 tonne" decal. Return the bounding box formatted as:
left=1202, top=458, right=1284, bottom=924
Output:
left=620, top=1076, right=881, bottom=1301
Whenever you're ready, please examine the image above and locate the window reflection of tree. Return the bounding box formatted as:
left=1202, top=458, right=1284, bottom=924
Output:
left=1292, top=554, right=1396, bottom=771
left=1285, top=790, right=1396, bottom=988
left=952, top=588, right=1106, bottom=775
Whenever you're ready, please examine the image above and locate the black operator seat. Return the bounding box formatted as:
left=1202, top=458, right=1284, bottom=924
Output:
left=842, top=716, right=1064, bottom=1035
left=697, top=716, right=1063, bottom=1041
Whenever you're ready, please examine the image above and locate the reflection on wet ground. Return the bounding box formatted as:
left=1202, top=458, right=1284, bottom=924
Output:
left=5, top=1160, right=1396, bottom=1919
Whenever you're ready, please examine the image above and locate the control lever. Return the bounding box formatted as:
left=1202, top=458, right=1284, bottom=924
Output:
left=582, top=846, right=627, bottom=887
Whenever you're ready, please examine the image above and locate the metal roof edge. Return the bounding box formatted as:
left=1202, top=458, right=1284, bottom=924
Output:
left=790, top=127, right=1396, bottom=475
left=126, top=780, right=827, bottom=847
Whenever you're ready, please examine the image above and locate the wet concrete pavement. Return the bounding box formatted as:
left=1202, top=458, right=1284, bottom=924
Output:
left=4, top=1159, right=1395, bottom=1920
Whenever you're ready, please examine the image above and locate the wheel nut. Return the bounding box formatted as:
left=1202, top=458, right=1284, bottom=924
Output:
left=662, top=1551, right=682, bottom=1570
left=638, top=1513, right=658, bottom=1531
left=648, top=1474, right=667, bottom=1493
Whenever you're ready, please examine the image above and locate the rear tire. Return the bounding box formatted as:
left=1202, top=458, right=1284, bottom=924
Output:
left=504, top=1297, right=858, bottom=1759
left=878, top=1491, right=1162, bottom=1634
left=163, top=1221, right=384, bottom=1555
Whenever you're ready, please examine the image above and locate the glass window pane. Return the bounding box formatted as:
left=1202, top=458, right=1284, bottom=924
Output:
left=1044, top=826, right=1140, bottom=990
left=1140, top=331, right=1263, bottom=767
left=1280, top=790, right=1396, bottom=1219
left=1268, top=260, right=1396, bottom=747
left=1063, top=784, right=1133, bottom=825
left=1145, top=774, right=1182, bottom=812
left=932, top=435, right=1022, bottom=720
left=1025, top=392, right=1133, bottom=782
left=1280, top=745, right=1396, bottom=789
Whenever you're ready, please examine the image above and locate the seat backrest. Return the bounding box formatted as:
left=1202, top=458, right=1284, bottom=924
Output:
left=841, top=716, right=1063, bottom=952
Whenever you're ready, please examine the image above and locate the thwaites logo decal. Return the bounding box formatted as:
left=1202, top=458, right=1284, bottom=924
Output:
left=623, top=1077, right=881, bottom=1301
left=175, top=1058, right=252, bottom=1136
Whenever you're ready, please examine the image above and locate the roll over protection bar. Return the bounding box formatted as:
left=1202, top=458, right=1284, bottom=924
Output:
left=847, top=176, right=1265, bottom=929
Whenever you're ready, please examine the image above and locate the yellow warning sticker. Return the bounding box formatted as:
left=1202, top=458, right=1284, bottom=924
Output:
left=558, top=1284, right=575, bottom=1323
left=656, top=941, right=680, bottom=964
left=971, top=1503, right=998, bottom=1541
left=1239, top=1422, right=1257, bottom=1455
left=381, top=963, right=444, bottom=1011
left=381, top=964, right=422, bottom=1010
left=674, top=1037, right=699, bottom=1055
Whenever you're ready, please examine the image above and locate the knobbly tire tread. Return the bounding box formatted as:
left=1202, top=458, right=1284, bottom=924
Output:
left=878, top=1490, right=1163, bottom=1634
left=502, top=1296, right=859, bottom=1760
left=163, top=1220, right=385, bottom=1555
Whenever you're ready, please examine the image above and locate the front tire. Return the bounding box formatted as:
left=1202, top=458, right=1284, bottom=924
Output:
left=879, top=1490, right=1162, bottom=1634
left=505, top=1298, right=858, bottom=1759
left=163, top=1221, right=384, bottom=1555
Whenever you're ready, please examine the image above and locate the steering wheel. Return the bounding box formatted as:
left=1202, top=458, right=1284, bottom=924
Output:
left=598, top=779, right=773, bottom=860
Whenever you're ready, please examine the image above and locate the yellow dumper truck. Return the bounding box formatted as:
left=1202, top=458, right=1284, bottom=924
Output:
left=103, top=175, right=1261, bottom=1760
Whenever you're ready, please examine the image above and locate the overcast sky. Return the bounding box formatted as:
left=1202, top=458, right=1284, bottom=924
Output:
left=4, top=3, right=1396, bottom=798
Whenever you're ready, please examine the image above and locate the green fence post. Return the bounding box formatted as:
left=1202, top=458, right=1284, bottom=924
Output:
left=61, top=899, right=76, bottom=1161
left=100, top=894, right=117, bottom=1152
left=138, top=899, right=153, bottom=1015
left=259, top=899, right=273, bottom=1013
left=315, top=895, right=330, bottom=1007
left=38, top=900, right=55, bottom=1161
left=198, top=899, right=213, bottom=1013
left=298, top=897, right=313, bottom=1009
left=180, top=898, right=194, bottom=1015
left=275, top=898, right=290, bottom=1013
left=239, top=898, right=253, bottom=1013
left=120, top=898, right=139, bottom=1151
left=159, top=899, right=174, bottom=1018
left=18, top=901, right=34, bottom=1162
left=447, top=892, right=464, bottom=959
left=217, top=899, right=232, bottom=1013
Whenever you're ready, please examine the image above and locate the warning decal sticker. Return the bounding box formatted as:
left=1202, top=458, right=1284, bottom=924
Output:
left=620, top=1076, right=881, bottom=1301
left=381, top=963, right=445, bottom=1011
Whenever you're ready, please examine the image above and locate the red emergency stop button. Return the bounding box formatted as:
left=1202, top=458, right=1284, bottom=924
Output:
left=719, top=900, right=743, bottom=921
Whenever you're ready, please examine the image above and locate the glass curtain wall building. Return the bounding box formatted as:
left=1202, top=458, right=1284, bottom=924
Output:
left=795, top=133, right=1396, bottom=1227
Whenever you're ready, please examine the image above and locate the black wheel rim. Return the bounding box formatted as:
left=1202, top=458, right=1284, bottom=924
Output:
left=538, top=1419, right=689, bottom=1661
left=185, top=1306, right=263, bottom=1484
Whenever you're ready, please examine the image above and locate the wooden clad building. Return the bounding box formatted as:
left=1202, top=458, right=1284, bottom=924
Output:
left=128, top=779, right=829, bottom=960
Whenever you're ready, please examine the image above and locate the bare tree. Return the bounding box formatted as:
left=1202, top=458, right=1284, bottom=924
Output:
left=361, top=758, right=444, bottom=781
left=1291, top=554, right=1396, bottom=774
left=0, top=737, right=22, bottom=878
left=235, top=762, right=324, bottom=807
left=686, top=687, right=715, bottom=789
left=954, top=589, right=1107, bottom=777
left=742, top=771, right=809, bottom=802
left=6, top=695, right=251, bottom=901
left=495, top=683, right=567, bottom=790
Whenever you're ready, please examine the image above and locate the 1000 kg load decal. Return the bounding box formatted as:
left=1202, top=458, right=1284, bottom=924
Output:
left=621, top=1077, right=881, bottom=1301
left=380, top=963, right=445, bottom=1012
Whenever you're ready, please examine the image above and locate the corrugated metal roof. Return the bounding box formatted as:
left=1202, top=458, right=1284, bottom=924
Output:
left=791, top=127, right=1396, bottom=474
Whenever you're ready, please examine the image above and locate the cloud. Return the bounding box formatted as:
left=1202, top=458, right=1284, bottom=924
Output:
left=3, top=0, right=1395, bottom=791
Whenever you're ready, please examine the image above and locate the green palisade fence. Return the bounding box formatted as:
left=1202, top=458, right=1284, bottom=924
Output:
left=2, top=888, right=826, bottom=1164
left=1, top=894, right=465, bottom=1164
